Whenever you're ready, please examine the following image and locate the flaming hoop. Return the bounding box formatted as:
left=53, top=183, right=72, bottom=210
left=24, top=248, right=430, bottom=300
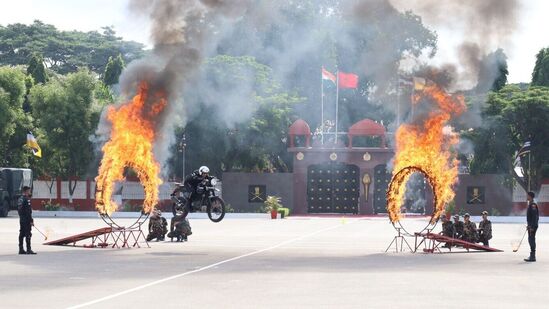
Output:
left=95, top=82, right=166, bottom=229
left=386, top=166, right=439, bottom=235
left=386, top=83, right=466, bottom=236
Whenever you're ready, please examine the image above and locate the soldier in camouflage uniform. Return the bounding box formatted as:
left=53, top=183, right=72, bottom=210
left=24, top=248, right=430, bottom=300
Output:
left=168, top=210, right=193, bottom=242
left=463, top=213, right=478, bottom=243
left=440, top=214, right=455, bottom=248
left=478, top=211, right=492, bottom=246
left=440, top=214, right=454, bottom=237
left=146, top=210, right=168, bottom=241
left=452, top=215, right=464, bottom=240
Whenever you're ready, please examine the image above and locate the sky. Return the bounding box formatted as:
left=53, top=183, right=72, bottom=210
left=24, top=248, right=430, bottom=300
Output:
left=0, top=0, right=547, bottom=83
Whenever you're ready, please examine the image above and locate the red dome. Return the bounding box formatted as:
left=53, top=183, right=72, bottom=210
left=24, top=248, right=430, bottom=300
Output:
left=288, top=119, right=311, bottom=148
left=347, top=119, right=386, bottom=148
left=348, top=119, right=385, bottom=136
left=289, top=119, right=311, bottom=135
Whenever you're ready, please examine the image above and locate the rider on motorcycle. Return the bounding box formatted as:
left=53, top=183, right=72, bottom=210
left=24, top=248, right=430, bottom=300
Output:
left=171, top=166, right=211, bottom=219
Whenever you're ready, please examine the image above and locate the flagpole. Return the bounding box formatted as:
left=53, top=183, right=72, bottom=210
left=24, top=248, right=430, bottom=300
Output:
left=397, top=80, right=401, bottom=128
left=321, top=69, right=324, bottom=145
left=411, top=88, right=415, bottom=119
left=335, top=69, right=339, bottom=145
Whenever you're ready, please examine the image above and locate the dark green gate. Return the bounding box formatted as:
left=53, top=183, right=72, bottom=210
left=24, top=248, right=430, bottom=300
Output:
left=307, top=162, right=359, bottom=214
left=373, top=164, right=391, bottom=214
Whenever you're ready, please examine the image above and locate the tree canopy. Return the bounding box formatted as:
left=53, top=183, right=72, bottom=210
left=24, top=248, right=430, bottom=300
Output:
left=171, top=55, right=304, bottom=178
left=26, top=53, right=48, bottom=84
left=28, top=69, right=106, bottom=177
left=0, top=66, right=29, bottom=165
left=532, top=47, right=549, bottom=86
left=467, top=85, right=549, bottom=193
left=0, top=21, right=145, bottom=75
left=102, top=54, right=125, bottom=86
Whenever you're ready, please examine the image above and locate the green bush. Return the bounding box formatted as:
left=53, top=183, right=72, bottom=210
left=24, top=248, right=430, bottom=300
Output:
left=42, top=201, right=60, bottom=211
left=264, top=196, right=282, bottom=212
left=278, top=207, right=290, bottom=217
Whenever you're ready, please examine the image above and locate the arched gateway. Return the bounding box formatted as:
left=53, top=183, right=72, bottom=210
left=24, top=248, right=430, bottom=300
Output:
left=288, top=118, right=394, bottom=215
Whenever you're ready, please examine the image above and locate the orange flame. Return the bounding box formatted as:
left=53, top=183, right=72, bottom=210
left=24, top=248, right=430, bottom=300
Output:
left=95, top=82, right=166, bottom=215
left=387, top=84, right=465, bottom=223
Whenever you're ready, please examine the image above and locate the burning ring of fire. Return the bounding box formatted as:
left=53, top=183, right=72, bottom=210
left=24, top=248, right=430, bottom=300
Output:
left=95, top=82, right=165, bottom=216
left=386, top=166, right=439, bottom=230
left=386, top=83, right=466, bottom=232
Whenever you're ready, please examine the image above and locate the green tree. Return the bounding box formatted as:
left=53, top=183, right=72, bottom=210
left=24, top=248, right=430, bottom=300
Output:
left=489, top=49, right=508, bottom=92
left=0, top=66, right=29, bottom=166
left=172, top=56, right=303, bottom=178
left=26, top=53, right=48, bottom=84
left=532, top=47, right=549, bottom=86
left=0, top=20, right=144, bottom=75
left=102, top=54, right=125, bottom=86
left=467, top=85, right=549, bottom=193
left=29, top=69, right=101, bottom=177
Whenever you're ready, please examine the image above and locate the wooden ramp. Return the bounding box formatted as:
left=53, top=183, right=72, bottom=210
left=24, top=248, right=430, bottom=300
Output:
left=44, top=226, right=148, bottom=248
left=414, top=232, right=503, bottom=253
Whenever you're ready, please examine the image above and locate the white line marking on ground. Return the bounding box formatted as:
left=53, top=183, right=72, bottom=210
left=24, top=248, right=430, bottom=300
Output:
left=66, top=221, right=350, bottom=309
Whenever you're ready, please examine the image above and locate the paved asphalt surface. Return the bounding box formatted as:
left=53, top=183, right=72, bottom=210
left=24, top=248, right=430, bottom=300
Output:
left=1, top=215, right=546, bottom=309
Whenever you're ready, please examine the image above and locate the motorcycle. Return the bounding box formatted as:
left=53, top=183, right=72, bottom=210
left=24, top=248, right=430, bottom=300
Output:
left=171, top=177, right=226, bottom=223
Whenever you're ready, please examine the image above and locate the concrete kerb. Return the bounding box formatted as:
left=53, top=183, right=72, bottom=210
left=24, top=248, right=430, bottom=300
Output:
left=9, top=210, right=270, bottom=220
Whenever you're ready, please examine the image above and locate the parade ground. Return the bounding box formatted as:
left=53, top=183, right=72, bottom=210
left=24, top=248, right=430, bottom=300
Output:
left=1, top=215, right=547, bottom=309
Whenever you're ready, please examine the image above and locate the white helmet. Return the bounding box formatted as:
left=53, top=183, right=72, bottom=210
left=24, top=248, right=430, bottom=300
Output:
left=199, top=166, right=210, bottom=175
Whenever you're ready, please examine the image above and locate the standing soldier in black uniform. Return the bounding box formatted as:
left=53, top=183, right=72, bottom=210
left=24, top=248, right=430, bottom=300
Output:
left=525, top=191, right=539, bottom=262
left=18, top=186, right=36, bottom=255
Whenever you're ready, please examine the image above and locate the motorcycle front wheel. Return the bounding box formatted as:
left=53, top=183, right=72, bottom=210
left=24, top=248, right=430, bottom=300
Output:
left=207, top=197, right=226, bottom=222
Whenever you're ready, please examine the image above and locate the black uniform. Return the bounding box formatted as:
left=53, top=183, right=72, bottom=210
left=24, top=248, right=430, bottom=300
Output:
left=18, top=195, right=35, bottom=254
left=526, top=201, right=539, bottom=258
left=172, top=170, right=207, bottom=218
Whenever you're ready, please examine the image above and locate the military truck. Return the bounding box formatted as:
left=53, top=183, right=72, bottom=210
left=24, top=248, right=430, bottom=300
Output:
left=0, top=168, right=33, bottom=217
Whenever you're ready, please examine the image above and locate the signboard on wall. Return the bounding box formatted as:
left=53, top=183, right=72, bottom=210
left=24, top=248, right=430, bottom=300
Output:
left=467, top=186, right=485, bottom=204
left=248, top=185, right=266, bottom=203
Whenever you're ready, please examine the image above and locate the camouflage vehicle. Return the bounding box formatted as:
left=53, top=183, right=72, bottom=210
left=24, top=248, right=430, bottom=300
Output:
left=0, top=168, right=33, bottom=217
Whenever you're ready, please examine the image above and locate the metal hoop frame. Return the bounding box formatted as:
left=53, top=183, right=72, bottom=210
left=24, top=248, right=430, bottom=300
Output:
left=387, top=166, right=440, bottom=236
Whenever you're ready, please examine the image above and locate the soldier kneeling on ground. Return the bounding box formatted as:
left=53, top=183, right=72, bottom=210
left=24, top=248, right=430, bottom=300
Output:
left=439, top=214, right=455, bottom=248
left=440, top=214, right=454, bottom=237
left=168, top=210, right=192, bottom=242
left=146, top=210, right=168, bottom=242
left=453, top=215, right=464, bottom=240
left=463, top=213, right=478, bottom=243
left=478, top=210, right=492, bottom=247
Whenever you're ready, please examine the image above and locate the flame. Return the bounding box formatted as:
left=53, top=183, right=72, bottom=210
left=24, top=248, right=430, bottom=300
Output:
left=95, top=82, right=166, bottom=215
left=387, top=84, right=465, bottom=223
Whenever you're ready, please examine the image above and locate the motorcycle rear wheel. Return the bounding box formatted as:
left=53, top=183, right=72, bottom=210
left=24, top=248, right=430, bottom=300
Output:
left=207, top=197, right=225, bottom=222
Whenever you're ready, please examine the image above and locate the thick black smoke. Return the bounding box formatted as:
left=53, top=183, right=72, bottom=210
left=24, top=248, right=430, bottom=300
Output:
left=98, top=0, right=251, bottom=170
left=94, top=0, right=520, bottom=176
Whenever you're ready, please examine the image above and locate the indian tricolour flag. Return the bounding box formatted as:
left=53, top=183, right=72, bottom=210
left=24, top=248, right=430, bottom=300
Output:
left=322, top=67, right=336, bottom=84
